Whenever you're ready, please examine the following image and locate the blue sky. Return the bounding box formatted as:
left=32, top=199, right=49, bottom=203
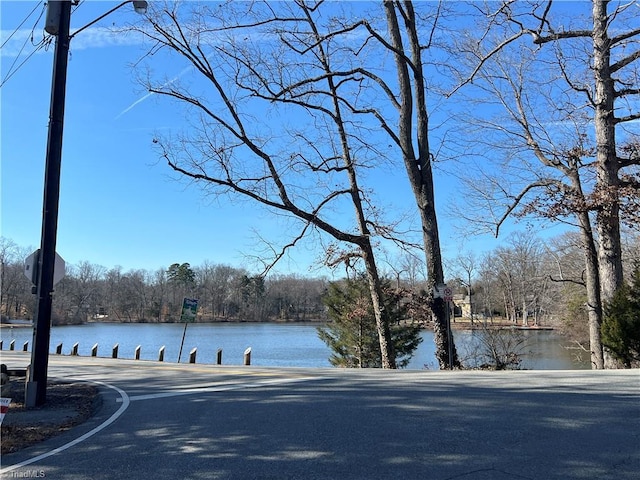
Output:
left=1, top=1, right=567, bottom=278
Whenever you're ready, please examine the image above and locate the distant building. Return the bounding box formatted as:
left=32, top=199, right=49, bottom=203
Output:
left=452, top=293, right=474, bottom=318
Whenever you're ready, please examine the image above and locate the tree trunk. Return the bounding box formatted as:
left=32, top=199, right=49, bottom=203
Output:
left=314, top=15, right=397, bottom=368
left=569, top=166, right=605, bottom=369
left=431, top=297, right=457, bottom=369
left=583, top=219, right=605, bottom=369
left=383, top=0, right=459, bottom=369
left=592, top=0, right=624, bottom=303
left=362, top=245, right=396, bottom=369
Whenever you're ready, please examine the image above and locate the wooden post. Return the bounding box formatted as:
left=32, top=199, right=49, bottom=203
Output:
left=23, top=341, right=29, bottom=352
left=56, top=343, right=63, bottom=354
left=9, top=340, right=15, bottom=351
left=91, top=343, right=98, bottom=357
left=158, top=346, right=165, bottom=362
left=71, top=343, right=79, bottom=356
left=134, top=345, right=141, bottom=360
left=189, top=348, right=197, bottom=364
left=112, top=343, right=119, bottom=359
left=216, top=348, right=223, bottom=365
left=243, top=347, right=252, bottom=366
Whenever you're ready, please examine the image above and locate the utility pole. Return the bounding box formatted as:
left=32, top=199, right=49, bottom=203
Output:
left=26, top=0, right=72, bottom=408
left=25, top=0, right=147, bottom=407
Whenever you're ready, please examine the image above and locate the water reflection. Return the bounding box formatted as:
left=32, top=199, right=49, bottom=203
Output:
left=450, top=329, right=590, bottom=370
left=0, top=322, right=589, bottom=370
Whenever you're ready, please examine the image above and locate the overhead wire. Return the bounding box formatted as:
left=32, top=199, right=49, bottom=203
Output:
left=0, top=40, right=50, bottom=89
left=1, top=0, right=124, bottom=88
left=0, top=1, right=49, bottom=88
left=0, top=1, right=42, bottom=50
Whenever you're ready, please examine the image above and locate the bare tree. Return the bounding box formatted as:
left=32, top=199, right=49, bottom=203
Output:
left=622, top=230, right=640, bottom=276
left=373, top=0, right=460, bottom=368
left=146, top=268, right=168, bottom=322
left=134, top=1, right=468, bottom=367
left=0, top=238, right=34, bottom=321
left=266, top=274, right=326, bottom=321
left=475, top=253, right=501, bottom=324
left=485, top=233, right=550, bottom=327
left=546, top=232, right=593, bottom=358
left=447, top=1, right=639, bottom=368
left=136, top=1, right=400, bottom=366
left=63, top=261, right=106, bottom=323
left=452, top=250, right=477, bottom=324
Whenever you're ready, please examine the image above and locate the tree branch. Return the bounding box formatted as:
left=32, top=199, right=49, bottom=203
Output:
left=495, top=179, right=561, bottom=237
left=610, top=47, right=640, bottom=73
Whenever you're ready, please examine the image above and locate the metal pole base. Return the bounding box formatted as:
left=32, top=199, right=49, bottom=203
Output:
left=25, top=381, right=39, bottom=408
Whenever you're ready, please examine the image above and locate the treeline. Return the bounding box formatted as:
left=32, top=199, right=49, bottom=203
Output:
left=447, top=231, right=640, bottom=355
left=2, top=231, right=639, bottom=351
left=1, top=240, right=327, bottom=325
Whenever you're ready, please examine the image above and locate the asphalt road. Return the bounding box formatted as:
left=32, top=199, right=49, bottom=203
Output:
left=0, top=351, right=638, bottom=480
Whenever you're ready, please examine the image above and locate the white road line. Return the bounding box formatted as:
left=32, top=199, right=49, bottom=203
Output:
left=123, top=376, right=316, bottom=402
left=0, top=379, right=130, bottom=476
left=1, top=375, right=314, bottom=475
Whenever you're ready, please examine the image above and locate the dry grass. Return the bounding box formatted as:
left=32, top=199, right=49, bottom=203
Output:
left=1, top=379, right=100, bottom=454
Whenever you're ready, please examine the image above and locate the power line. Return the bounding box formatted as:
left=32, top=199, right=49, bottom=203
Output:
left=0, top=1, right=43, bottom=50
left=0, top=1, right=48, bottom=89
left=0, top=39, right=51, bottom=89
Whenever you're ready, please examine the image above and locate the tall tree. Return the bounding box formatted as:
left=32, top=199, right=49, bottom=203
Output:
left=449, top=0, right=640, bottom=367
left=166, top=262, right=196, bottom=286
left=148, top=267, right=168, bottom=322
left=138, top=2, right=398, bottom=366
left=135, top=0, right=458, bottom=368
left=374, top=0, right=460, bottom=368
left=167, top=262, right=196, bottom=317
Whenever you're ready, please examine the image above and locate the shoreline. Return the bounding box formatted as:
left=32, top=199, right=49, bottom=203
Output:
left=1, top=319, right=554, bottom=331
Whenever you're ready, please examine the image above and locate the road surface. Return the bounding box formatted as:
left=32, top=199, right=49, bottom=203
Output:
left=0, top=351, right=638, bottom=479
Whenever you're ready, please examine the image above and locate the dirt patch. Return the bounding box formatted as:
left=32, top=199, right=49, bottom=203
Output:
left=1, top=379, right=101, bottom=455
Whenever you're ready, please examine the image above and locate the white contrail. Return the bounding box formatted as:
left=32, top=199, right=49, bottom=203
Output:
left=115, top=90, right=154, bottom=119
left=115, top=65, right=193, bottom=119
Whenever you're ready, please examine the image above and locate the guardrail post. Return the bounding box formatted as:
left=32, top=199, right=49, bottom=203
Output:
left=23, top=341, right=29, bottom=352
left=243, top=347, right=252, bottom=366
left=71, top=343, right=79, bottom=356
left=134, top=345, right=141, bottom=360
left=91, top=343, right=98, bottom=357
left=158, top=346, right=165, bottom=362
left=9, top=340, right=15, bottom=351
left=0, top=340, right=3, bottom=350
left=216, top=348, right=223, bottom=365
left=56, top=343, right=63, bottom=354
left=189, top=348, right=197, bottom=364
left=112, top=343, right=119, bottom=359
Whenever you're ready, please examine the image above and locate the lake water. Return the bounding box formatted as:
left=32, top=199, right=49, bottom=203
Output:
left=0, top=322, right=589, bottom=370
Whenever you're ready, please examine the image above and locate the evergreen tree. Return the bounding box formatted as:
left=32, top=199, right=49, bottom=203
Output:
left=318, top=276, right=422, bottom=368
left=240, top=275, right=266, bottom=321
left=167, top=263, right=196, bottom=286
left=602, top=264, right=640, bottom=368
